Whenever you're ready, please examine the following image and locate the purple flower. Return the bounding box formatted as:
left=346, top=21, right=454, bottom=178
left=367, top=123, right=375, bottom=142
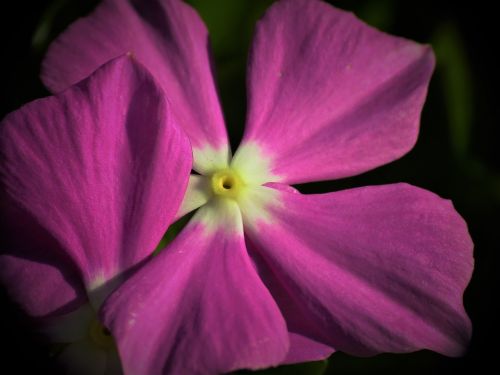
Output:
left=2, top=0, right=473, bottom=374
left=0, top=55, right=192, bottom=373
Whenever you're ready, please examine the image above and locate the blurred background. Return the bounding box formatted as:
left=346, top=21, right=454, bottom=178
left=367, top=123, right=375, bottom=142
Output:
left=0, top=0, right=497, bottom=374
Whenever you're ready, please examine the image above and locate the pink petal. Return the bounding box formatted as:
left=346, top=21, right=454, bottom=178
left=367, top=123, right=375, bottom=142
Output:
left=41, top=0, right=228, bottom=150
left=248, top=235, right=335, bottom=364
left=101, top=212, right=289, bottom=375
left=246, top=183, right=473, bottom=357
left=243, top=0, right=435, bottom=184
left=0, top=55, right=192, bottom=292
left=284, top=333, right=334, bottom=364
left=0, top=197, right=85, bottom=318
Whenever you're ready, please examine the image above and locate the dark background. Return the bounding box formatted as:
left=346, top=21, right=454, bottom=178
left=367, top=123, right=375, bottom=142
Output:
left=0, top=0, right=498, bottom=374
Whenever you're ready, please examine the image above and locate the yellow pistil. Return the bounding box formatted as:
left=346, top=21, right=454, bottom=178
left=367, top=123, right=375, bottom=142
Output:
left=210, top=169, right=244, bottom=199
left=89, top=318, right=114, bottom=350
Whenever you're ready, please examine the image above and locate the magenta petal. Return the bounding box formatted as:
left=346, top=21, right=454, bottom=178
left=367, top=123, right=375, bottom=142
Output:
left=284, top=334, right=334, bottom=364
left=41, top=0, right=227, bottom=149
left=243, top=0, right=435, bottom=183
left=246, top=183, right=473, bottom=357
left=0, top=55, right=192, bottom=290
left=101, top=219, right=289, bottom=375
left=248, top=235, right=335, bottom=364
left=0, top=198, right=85, bottom=318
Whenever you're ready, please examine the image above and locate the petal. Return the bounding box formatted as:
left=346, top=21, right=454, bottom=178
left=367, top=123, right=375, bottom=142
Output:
left=175, top=174, right=212, bottom=220
left=245, top=183, right=473, bottom=357
left=43, top=303, right=94, bottom=343
left=101, top=203, right=289, bottom=375
left=41, top=0, right=229, bottom=159
left=0, top=55, right=192, bottom=292
left=242, top=0, right=435, bottom=184
left=192, top=144, right=231, bottom=176
left=0, top=197, right=86, bottom=318
left=284, top=333, right=334, bottom=365
left=247, top=234, right=335, bottom=365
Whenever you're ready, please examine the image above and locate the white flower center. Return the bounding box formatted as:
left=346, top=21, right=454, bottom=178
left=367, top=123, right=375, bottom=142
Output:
left=178, top=142, right=282, bottom=233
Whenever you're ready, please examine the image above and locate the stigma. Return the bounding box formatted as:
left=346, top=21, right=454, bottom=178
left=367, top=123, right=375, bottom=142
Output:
left=210, top=168, right=244, bottom=199
left=89, top=318, right=115, bottom=349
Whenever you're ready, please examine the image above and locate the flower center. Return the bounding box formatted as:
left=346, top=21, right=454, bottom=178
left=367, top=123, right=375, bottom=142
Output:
left=210, top=169, right=244, bottom=199
left=89, top=318, right=114, bottom=350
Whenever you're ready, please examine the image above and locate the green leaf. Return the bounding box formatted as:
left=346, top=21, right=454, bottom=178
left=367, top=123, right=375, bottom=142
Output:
left=153, top=213, right=193, bottom=256
left=186, top=0, right=272, bottom=59
left=31, top=0, right=99, bottom=54
left=432, top=22, right=473, bottom=159
left=233, top=360, right=328, bottom=375
left=357, top=0, right=395, bottom=30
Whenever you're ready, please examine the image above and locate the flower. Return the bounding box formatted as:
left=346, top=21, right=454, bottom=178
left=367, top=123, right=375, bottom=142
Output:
left=0, top=55, right=192, bottom=374
left=37, top=0, right=474, bottom=374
